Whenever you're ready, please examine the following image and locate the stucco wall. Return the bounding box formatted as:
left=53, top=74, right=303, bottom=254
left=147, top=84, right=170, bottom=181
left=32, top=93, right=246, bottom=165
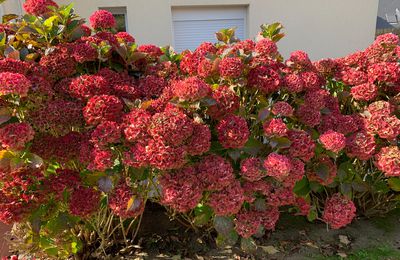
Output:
left=3, top=0, right=379, bottom=60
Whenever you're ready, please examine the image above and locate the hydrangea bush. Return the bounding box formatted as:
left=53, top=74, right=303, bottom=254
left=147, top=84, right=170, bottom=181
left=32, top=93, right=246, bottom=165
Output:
left=0, top=1, right=399, bottom=258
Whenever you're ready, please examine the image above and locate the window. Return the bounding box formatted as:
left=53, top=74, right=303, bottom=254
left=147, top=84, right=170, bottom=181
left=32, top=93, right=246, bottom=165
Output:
left=172, top=6, right=247, bottom=52
left=99, top=7, right=127, bottom=32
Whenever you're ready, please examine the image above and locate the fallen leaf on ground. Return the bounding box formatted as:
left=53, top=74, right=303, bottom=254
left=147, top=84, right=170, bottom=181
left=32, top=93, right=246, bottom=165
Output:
left=339, top=235, right=351, bottom=245
left=305, top=242, right=319, bottom=249
left=260, top=245, right=280, bottom=255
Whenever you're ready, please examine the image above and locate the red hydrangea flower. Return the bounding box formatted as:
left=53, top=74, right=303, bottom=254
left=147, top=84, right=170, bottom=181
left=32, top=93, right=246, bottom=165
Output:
left=288, top=130, right=316, bottom=162
left=235, top=207, right=280, bottom=237
left=335, top=114, right=359, bottom=135
left=45, top=169, right=81, bottom=199
left=255, top=38, right=278, bottom=57
left=268, top=186, right=296, bottom=207
left=115, top=32, right=135, bottom=43
left=307, top=155, right=337, bottom=186
left=300, top=71, right=323, bottom=90
left=194, top=42, right=217, bottom=56
left=83, top=95, right=123, bottom=125
left=109, top=181, right=145, bottom=218
left=286, top=50, right=312, bottom=70
left=313, top=58, right=338, bottom=77
left=367, top=101, right=394, bottom=116
left=0, top=58, right=30, bottom=74
left=32, top=132, right=84, bottom=163
left=218, top=57, right=244, bottom=78
left=69, top=186, right=101, bottom=218
left=346, top=131, right=376, bottom=160
left=0, top=72, right=31, bottom=97
left=283, top=73, right=304, bottom=93
left=208, top=181, right=244, bottom=216
left=207, top=86, right=240, bottom=119
left=146, top=139, right=186, bottom=170
left=68, top=74, right=110, bottom=100
left=248, top=66, right=281, bottom=93
left=272, top=101, right=294, bottom=117
left=340, top=51, right=369, bottom=69
left=123, top=142, right=149, bottom=168
left=232, top=39, right=256, bottom=54
left=149, top=109, right=194, bottom=147
left=197, top=155, right=235, bottom=191
left=180, top=51, right=200, bottom=75
left=160, top=167, right=203, bottom=212
left=80, top=24, right=91, bottom=36
left=23, top=0, right=58, bottom=15
left=304, top=89, right=330, bottom=109
left=39, top=45, right=76, bottom=79
left=375, top=146, right=400, bottom=177
left=89, top=10, right=116, bottom=30
left=282, top=158, right=305, bottom=188
left=216, top=114, right=249, bottom=149
left=295, top=197, right=311, bottom=216
left=173, top=76, right=211, bottom=101
left=263, top=118, right=288, bottom=137
left=322, top=193, right=356, bottom=229
left=72, top=43, right=98, bottom=63
left=368, top=62, right=400, bottom=84
left=137, top=44, right=163, bottom=58
left=319, top=130, right=346, bottom=153
left=138, top=75, right=166, bottom=99
left=0, top=123, right=34, bottom=151
left=197, top=58, right=215, bottom=78
left=123, top=108, right=152, bottom=143
left=350, top=83, right=378, bottom=101
left=242, top=181, right=272, bottom=203
left=367, top=114, right=400, bottom=140
left=339, top=68, right=368, bottom=86
left=240, top=158, right=265, bottom=182
left=88, top=147, right=115, bottom=171
left=375, top=33, right=399, bottom=47
left=234, top=210, right=263, bottom=238
left=296, top=104, right=321, bottom=127
left=30, top=99, right=84, bottom=136
left=91, top=121, right=121, bottom=147
left=185, top=122, right=211, bottom=156
left=264, top=153, right=292, bottom=179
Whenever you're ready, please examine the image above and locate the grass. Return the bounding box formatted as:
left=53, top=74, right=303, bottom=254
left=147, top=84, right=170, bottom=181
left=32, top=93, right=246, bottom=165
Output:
left=314, top=244, right=400, bottom=260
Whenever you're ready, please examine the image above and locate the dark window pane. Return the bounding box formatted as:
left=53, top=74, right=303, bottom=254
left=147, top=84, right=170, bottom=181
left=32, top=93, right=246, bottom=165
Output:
left=113, top=14, right=126, bottom=32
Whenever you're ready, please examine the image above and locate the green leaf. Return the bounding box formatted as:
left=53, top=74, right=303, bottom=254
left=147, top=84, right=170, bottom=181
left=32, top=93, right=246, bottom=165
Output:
left=214, top=216, right=234, bottom=235
left=340, top=183, right=352, bottom=197
left=194, top=204, right=213, bottom=227
left=269, top=136, right=292, bottom=149
left=388, top=178, right=400, bottom=192
left=315, top=163, right=330, bottom=182
left=59, top=3, right=75, bottom=18
left=216, top=230, right=239, bottom=248
left=2, top=14, right=18, bottom=23
left=257, top=107, right=271, bottom=122
left=242, top=137, right=264, bottom=156
left=44, top=15, right=59, bottom=28
left=240, top=237, right=257, bottom=252
left=293, top=176, right=310, bottom=197
left=338, top=162, right=356, bottom=182
left=307, top=207, right=318, bottom=222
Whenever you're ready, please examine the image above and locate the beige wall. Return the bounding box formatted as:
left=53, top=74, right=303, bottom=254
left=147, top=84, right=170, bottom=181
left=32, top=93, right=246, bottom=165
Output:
left=3, top=0, right=379, bottom=60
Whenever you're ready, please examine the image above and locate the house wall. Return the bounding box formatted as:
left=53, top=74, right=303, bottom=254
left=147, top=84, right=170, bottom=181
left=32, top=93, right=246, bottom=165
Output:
left=2, top=0, right=379, bottom=60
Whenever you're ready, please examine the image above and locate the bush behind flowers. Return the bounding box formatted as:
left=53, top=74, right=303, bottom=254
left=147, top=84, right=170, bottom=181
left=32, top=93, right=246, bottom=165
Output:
left=0, top=2, right=399, bottom=257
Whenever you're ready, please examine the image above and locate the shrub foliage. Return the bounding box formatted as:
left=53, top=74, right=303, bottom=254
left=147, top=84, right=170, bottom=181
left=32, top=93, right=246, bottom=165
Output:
left=0, top=1, right=399, bottom=257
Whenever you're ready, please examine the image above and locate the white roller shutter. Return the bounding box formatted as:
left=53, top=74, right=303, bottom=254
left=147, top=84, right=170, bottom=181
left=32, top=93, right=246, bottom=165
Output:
left=172, top=6, right=247, bottom=52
